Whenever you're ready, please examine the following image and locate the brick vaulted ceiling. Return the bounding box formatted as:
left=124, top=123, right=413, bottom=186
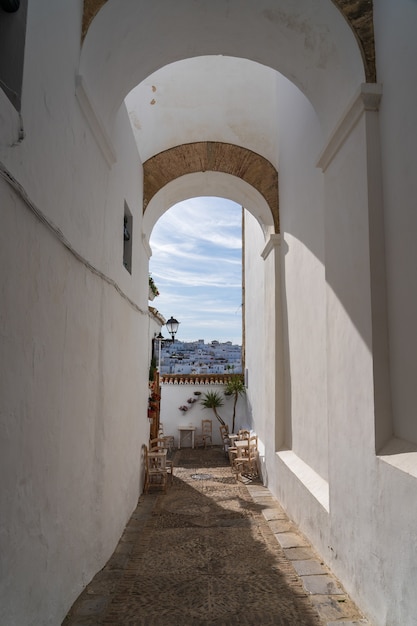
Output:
left=81, top=0, right=376, bottom=82
left=142, top=142, right=280, bottom=233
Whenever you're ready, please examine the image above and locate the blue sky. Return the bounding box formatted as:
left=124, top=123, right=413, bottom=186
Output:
left=149, top=197, right=243, bottom=345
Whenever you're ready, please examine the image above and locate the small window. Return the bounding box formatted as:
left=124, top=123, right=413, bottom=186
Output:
left=123, top=202, right=133, bottom=274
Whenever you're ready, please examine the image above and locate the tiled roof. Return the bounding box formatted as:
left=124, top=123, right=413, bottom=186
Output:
left=160, top=374, right=240, bottom=385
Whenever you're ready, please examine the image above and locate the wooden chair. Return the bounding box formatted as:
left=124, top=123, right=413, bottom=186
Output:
left=228, top=445, right=238, bottom=466
left=228, top=430, right=249, bottom=464
left=219, top=424, right=232, bottom=457
left=158, top=423, right=175, bottom=451
left=143, top=444, right=168, bottom=493
left=195, top=419, right=213, bottom=448
left=231, top=435, right=258, bottom=480
left=149, top=438, right=174, bottom=483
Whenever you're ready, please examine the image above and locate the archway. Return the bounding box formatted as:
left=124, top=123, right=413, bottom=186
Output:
left=81, top=0, right=376, bottom=86
left=79, top=3, right=391, bottom=606
left=79, top=0, right=366, bottom=135
left=142, top=165, right=276, bottom=247
left=143, top=142, right=280, bottom=234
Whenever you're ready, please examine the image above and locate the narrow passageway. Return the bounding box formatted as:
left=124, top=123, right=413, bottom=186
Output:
left=63, top=448, right=367, bottom=625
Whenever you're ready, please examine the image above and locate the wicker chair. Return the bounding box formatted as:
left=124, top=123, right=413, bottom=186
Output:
left=195, top=419, right=213, bottom=448
left=143, top=444, right=168, bottom=493
left=149, top=438, right=174, bottom=483
left=231, top=435, right=258, bottom=480
left=158, top=423, right=175, bottom=451
left=219, top=424, right=231, bottom=456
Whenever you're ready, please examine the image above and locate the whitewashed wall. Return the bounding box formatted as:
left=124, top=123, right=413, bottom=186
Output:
left=0, top=3, right=150, bottom=624
left=159, top=383, right=249, bottom=446
left=321, top=3, right=417, bottom=625
left=242, top=212, right=269, bottom=476
left=275, top=75, right=328, bottom=480
left=244, top=71, right=330, bottom=556
left=364, top=4, right=417, bottom=623
left=243, top=11, right=417, bottom=625
left=375, top=0, right=417, bottom=448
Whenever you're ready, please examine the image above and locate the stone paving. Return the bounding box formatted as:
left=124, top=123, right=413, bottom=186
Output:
left=63, top=447, right=371, bottom=626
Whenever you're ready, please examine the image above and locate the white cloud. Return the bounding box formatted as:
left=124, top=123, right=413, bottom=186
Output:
left=150, top=242, right=241, bottom=267
left=149, top=198, right=243, bottom=343
left=151, top=197, right=242, bottom=250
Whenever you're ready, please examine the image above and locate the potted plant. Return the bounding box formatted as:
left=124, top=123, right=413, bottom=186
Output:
left=148, top=275, right=159, bottom=300
left=149, top=356, right=157, bottom=381
left=224, top=374, right=246, bottom=433
left=200, top=390, right=226, bottom=426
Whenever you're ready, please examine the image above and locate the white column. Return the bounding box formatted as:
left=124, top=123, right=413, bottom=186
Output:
left=261, top=234, right=286, bottom=450
left=317, top=83, right=392, bottom=458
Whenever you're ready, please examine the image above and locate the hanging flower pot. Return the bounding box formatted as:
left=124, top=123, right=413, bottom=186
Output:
left=148, top=275, right=159, bottom=300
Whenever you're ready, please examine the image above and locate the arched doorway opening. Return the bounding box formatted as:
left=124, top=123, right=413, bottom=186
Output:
left=79, top=3, right=388, bottom=619
left=148, top=197, right=244, bottom=348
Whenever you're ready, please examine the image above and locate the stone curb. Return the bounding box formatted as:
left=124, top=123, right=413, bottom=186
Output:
left=245, top=483, right=372, bottom=626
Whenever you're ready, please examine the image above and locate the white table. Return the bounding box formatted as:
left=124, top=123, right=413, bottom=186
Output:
left=178, top=426, right=196, bottom=449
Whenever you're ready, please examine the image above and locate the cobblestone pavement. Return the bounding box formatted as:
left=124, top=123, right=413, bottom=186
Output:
left=63, top=447, right=370, bottom=626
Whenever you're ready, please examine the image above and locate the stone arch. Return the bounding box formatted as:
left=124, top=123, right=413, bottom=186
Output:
left=143, top=142, right=279, bottom=233
left=142, top=170, right=275, bottom=247
left=81, top=0, right=375, bottom=82
left=79, top=1, right=367, bottom=136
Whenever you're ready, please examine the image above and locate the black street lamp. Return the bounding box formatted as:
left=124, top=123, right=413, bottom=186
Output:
left=166, top=316, right=180, bottom=342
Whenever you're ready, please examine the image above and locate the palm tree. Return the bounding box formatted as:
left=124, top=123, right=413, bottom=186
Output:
left=200, top=390, right=225, bottom=426
left=224, top=374, right=246, bottom=433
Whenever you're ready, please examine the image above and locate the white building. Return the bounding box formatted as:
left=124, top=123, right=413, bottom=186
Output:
left=158, top=339, right=242, bottom=375
left=1, top=2, right=417, bottom=625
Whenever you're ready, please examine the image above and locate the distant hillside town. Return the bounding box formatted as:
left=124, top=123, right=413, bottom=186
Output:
left=156, top=339, right=242, bottom=375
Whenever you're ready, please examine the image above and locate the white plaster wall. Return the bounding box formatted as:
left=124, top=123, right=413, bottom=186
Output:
left=81, top=0, right=364, bottom=137
left=242, top=211, right=270, bottom=478
left=126, top=57, right=280, bottom=165
left=319, top=103, right=416, bottom=626
left=0, top=2, right=151, bottom=623
left=266, top=63, right=417, bottom=624
left=275, top=75, right=327, bottom=480
left=0, top=180, right=149, bottom=624
left=313, top=4, right=417, bottom=623
left=314, top=81, right=417, bottom=625
left=0, top=2, right=146, bottom=311
left=374, top=0, right=417, bottom=446
left=243, top=74, right=329, bottom=556
left=242, top=68, right=417, bottom=626
left=321, top=111, right=382, bottom=620
left=159, top=384, right=249, bottom=445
